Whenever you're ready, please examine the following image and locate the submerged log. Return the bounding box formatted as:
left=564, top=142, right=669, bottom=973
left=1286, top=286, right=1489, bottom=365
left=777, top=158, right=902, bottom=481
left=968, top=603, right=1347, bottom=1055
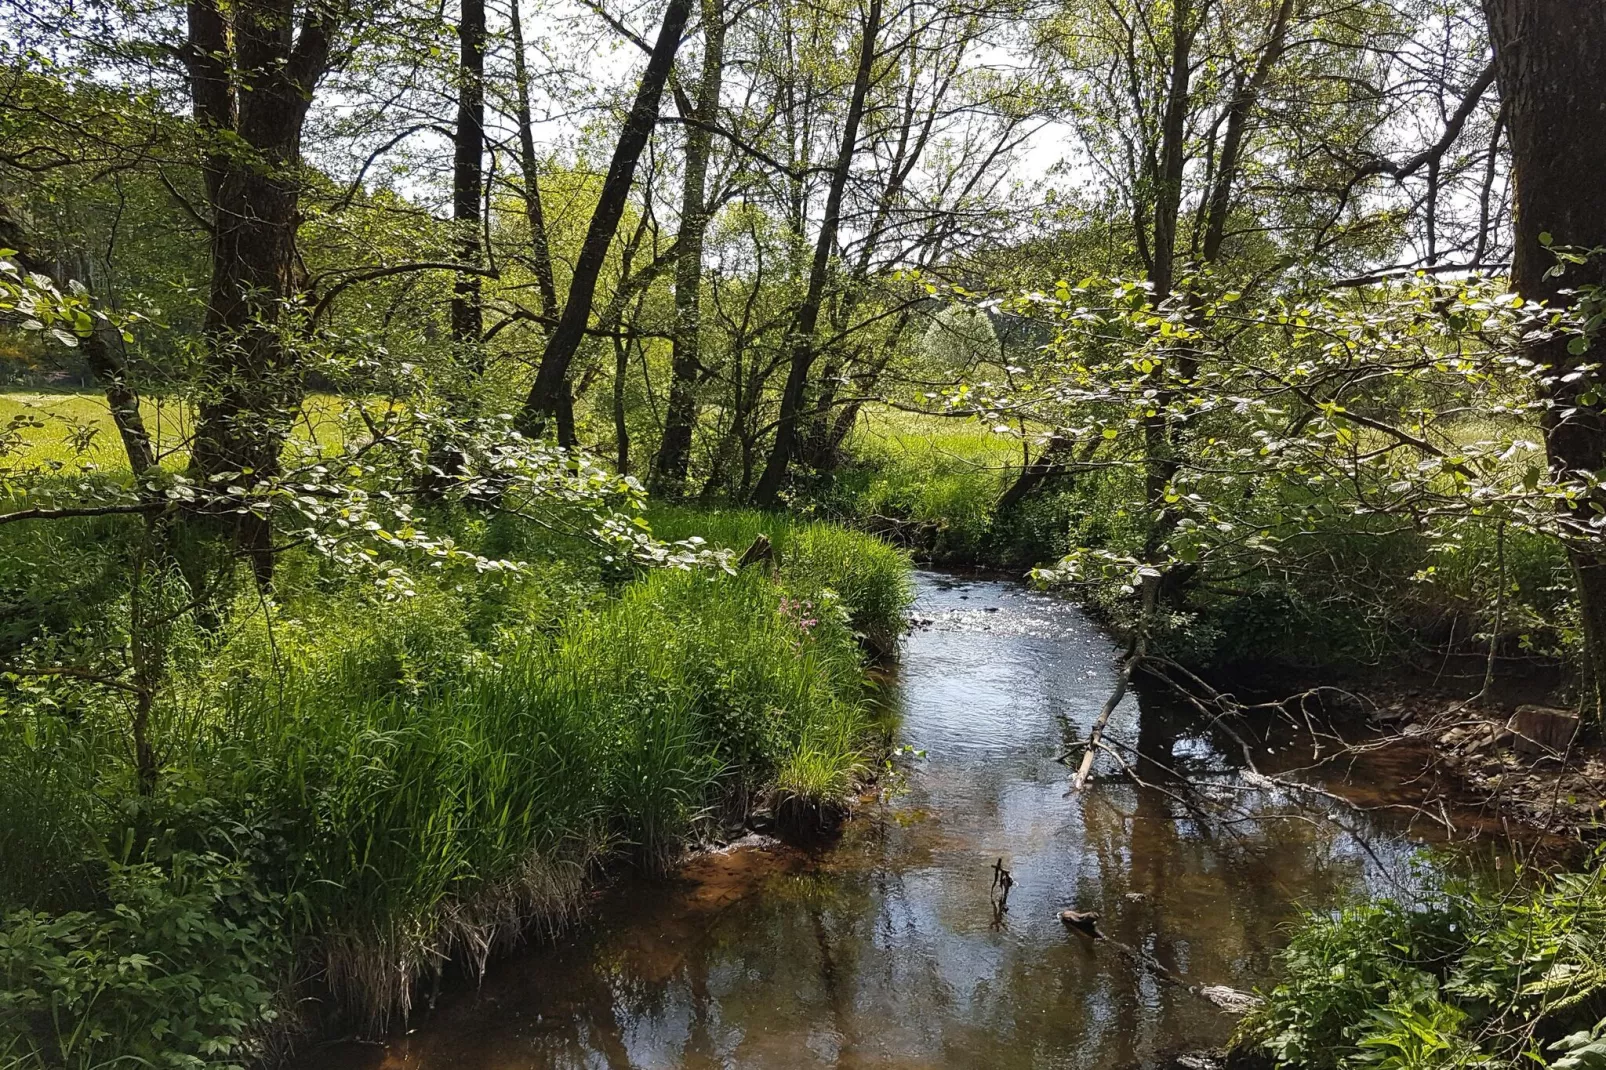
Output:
left=1197, top=985, right=1261, bottom=1014
left=1058, top=909, right=1260, bottom=1016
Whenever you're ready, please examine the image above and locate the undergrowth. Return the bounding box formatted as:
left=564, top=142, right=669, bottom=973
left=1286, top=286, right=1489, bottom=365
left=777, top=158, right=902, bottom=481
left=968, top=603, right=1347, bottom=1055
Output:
left=807, top=407, right=1574, bottom=677
left=0, top=509, right=912, bottom=1067
left=1236, top=861, right=1606, bottom=1069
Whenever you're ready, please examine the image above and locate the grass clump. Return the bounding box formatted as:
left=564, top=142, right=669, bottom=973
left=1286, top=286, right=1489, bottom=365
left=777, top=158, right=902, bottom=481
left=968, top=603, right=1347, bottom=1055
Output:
left=647, top=505, right=914, bottom=656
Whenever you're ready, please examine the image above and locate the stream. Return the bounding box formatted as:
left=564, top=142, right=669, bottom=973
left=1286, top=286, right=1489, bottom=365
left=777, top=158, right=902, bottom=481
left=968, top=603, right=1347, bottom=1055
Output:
left=304, top=570, right=1483, bottom=1069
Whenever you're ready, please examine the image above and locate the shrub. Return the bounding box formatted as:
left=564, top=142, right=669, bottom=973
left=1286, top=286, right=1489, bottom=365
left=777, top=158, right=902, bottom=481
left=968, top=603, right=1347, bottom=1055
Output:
left=0, top=852, right=288, bottom=1070
left=1236, top=863, right=1606, bottom=1069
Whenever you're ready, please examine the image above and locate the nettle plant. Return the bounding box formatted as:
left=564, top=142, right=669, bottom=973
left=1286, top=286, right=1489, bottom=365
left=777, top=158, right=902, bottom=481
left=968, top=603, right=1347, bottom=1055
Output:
left=945, top=267, right=1603, bottom=665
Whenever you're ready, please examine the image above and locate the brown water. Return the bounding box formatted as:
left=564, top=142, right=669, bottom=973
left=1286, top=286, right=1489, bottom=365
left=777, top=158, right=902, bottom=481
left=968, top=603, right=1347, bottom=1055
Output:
left=303, top=571, right=1478, bottom=1070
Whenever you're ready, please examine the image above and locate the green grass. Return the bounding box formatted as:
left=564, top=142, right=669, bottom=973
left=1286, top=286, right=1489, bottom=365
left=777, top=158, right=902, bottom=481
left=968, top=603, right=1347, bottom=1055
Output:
left=647, top=504, right=914, bottom=655
left=0, top=390, right=190, bottom=469
left=0, top=503, right=912, bottom=1064
left=0, top=391, right=378, bottom=471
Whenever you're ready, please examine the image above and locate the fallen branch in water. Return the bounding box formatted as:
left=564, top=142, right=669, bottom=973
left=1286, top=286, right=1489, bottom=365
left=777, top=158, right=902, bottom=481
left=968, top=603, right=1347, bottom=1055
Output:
left=1059, top=910, right=1260, bottom=1014
left=1062, top=572, right=1157, bottom=794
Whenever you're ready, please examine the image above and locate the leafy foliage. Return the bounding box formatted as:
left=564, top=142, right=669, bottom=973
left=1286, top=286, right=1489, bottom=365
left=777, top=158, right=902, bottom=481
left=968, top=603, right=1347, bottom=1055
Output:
left=1238, top=864, right=1606, bottom=1069
left=0, top=852, right=288, bottom=1070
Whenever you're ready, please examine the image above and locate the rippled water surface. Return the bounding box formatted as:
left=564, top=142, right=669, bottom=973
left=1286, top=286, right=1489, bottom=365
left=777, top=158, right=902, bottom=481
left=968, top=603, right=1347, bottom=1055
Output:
left=305, top=572, right=1465, bottom=1070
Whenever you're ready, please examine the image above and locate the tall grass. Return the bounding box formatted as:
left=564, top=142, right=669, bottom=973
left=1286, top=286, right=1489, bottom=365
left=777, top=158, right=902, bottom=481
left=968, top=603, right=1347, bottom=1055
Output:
left=239, top=567, right=882, bottom=1027
left=0, top=516, right=907, bottom=1062
left=830, top=407, right=1021, bottom=560
left=647, top=504, right=914, bottom=655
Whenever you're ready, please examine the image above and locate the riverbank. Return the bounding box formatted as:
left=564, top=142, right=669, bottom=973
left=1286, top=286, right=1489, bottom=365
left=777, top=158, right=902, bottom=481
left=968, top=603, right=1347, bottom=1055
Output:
left=1209, top=664, right=1603, bottom=839
left=0, top=510, right=912, bottom=1069
left=293, top=571, right=1493, bottom=1070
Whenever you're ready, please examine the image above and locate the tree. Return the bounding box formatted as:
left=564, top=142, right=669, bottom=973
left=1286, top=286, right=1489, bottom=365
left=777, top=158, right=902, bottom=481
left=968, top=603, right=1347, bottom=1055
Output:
left=1480, top=1, right=1606, bottom=715
left=519, top=0, right=695, bottom=446
left=180, top=0, right=346, bottom=580
left=651, top=0, right=728, bottom=497
left=509, top=0, right=560, bottom=328
left=1002, top=0, right=1503, bottom=552
left=451, top=0, right=487, bottom=346
left=0, top=197, right=155, bottom=475
left=750, top=0, right=882, bottom=506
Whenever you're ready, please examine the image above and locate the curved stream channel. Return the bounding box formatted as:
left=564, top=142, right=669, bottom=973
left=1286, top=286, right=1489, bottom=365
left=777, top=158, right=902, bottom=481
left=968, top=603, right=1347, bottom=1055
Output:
left=307, top=571, right=1482, bottom=1069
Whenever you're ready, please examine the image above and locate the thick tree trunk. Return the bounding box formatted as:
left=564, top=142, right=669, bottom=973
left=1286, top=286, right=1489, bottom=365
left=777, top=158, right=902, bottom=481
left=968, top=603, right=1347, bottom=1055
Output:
left=190, top=123, right=308, bottom=584
left=182, top=0, right=336, bottom=583
left=451, top=0, right=486, bottom=345
left=518, top=0, right=693, bottom=446
left=751, top=0, right=882, bottom=507
left=652, top=0, right=726, bottom=496
left=1482, top=0, right=1606, bottom=717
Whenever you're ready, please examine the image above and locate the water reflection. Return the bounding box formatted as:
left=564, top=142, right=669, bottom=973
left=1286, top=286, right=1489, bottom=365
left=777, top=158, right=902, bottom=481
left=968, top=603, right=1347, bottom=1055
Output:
left=302, top=573, right=1460, bottom=1070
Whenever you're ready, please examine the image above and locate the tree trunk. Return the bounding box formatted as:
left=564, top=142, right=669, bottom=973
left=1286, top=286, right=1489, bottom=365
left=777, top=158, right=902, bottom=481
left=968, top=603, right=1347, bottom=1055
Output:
left=1200, top=0, right=1294, bottom=264
left=511, top=0, right=558, bottom=323
left=1140, top=0, right=1196, bottom=563
left=751, top=0, right=882, bottom=507
left=182, top=0, right=337, bottom=583
left=613, top=333, right=631, bottom=473
left=996, top=436, right=1095, bottom=514
left=1146, top=0, right=1194, bottom=302
left=1482, top=0, right=1606, bottom=717
left=451, top=0, right=486, bottom=345
left=652, top=0, right=726, bottom=496
left=0, top=198, right=156, bottom=475
left=518, top=0, right=694, bottom=446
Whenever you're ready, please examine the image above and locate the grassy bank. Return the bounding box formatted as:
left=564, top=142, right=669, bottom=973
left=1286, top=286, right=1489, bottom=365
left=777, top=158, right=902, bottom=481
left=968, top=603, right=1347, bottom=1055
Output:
left=0, top=506, right=912, bottom=1067
left=647, top=504, right=914, bottom=656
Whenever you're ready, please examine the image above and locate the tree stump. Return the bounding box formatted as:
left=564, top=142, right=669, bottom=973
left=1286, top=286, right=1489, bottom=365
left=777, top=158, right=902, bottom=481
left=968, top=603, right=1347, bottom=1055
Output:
left=1507, top=705, right=1580, bottom=756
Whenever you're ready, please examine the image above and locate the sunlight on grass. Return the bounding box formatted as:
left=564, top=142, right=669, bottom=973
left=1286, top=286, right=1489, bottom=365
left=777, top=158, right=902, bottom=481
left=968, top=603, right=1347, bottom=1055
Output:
left=0, top=391, right=386, bottom=473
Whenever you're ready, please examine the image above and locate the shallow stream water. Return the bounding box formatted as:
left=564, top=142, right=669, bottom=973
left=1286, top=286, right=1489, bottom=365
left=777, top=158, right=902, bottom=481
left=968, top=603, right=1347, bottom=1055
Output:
left=304, top=571, right=1482, bottom=1070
